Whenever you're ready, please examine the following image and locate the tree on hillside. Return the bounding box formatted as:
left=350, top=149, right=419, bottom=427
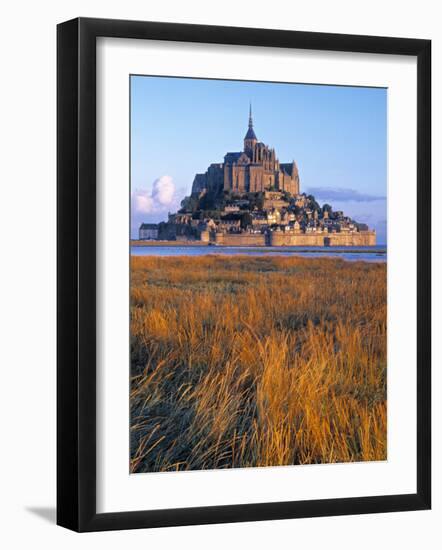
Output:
left=307, top=194, right=321, bottom=212
left=198, top=192, right=217, bottom=211
left=180, top=195, right=199, bottom=212
left=247, top=192, right=264, bottom=210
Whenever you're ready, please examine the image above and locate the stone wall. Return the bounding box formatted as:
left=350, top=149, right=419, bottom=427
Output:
left=212, top=231, right=375, bottom=247
left=270, top=232, right=324, bottom=246
left=269, top=231, right=376, bottom=247
left=327, top=231, right=376, bottom=246
left=214, top=232, right=267, bottom=246
left=200, top=230, right=210, bottom=243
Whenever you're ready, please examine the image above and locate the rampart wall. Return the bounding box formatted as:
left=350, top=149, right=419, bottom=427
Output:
left=269, top=231, right=376, bottom=247
left=214, top=233, right=267, bottom=246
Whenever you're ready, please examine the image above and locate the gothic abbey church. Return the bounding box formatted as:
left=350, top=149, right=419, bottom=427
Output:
left=191, top=106, right=301, bottom=196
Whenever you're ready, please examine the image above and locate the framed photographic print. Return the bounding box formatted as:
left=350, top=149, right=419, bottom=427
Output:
left=57, top=17, right=431, bottom=532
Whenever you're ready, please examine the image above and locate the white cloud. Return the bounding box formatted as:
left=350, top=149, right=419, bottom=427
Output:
left=152, top=175, right=175, bottom=206
left=132, top=175, right=177, bottom=215
left=133, top=191, right=154, bottom=214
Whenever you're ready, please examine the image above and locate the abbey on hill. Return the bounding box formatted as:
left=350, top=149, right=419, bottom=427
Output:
left=192, top=105, right=300, bottom=197
left=139, top=107, right=376, bottom=247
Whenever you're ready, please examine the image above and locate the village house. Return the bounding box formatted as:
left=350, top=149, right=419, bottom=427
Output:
left=139, top=223, right=159, bottom=240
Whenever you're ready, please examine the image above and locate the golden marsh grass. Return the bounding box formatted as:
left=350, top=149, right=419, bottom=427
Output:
left=130, top=255, right=387, bottom=473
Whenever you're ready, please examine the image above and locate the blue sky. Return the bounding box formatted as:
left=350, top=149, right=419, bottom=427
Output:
left=131, top=76, right=387, bottom=243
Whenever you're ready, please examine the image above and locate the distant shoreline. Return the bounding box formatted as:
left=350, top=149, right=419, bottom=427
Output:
left=131, top=240, right=210, bottom=247
left=131, top=240, right=386, bottom=254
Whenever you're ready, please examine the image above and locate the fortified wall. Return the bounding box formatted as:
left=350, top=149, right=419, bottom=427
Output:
left=212, top=230, right=375, bottom=247
left=214, top=232, right=267, bottom=247
left=269, top=231, right=376, bottom=247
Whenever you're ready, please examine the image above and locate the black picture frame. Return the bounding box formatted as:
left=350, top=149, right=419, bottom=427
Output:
left=57, top=17, right=431, bottom=532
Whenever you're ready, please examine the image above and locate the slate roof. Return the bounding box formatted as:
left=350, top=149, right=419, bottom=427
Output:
left=139, top=223, right=159, bottom=230
left=244, top=127, right=257, bottom=140
left=224, top=152, right=242, bottom=163
left=221, top=213, right=242, bottom=221
left=280, top=163, right=295, bottom=176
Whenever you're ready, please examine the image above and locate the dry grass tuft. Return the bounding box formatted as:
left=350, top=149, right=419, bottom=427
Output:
left=130, top=255, right=386, bottom=472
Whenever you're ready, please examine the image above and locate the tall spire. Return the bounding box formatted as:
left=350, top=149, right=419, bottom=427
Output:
left=244, top=102, right=257, bottom=148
